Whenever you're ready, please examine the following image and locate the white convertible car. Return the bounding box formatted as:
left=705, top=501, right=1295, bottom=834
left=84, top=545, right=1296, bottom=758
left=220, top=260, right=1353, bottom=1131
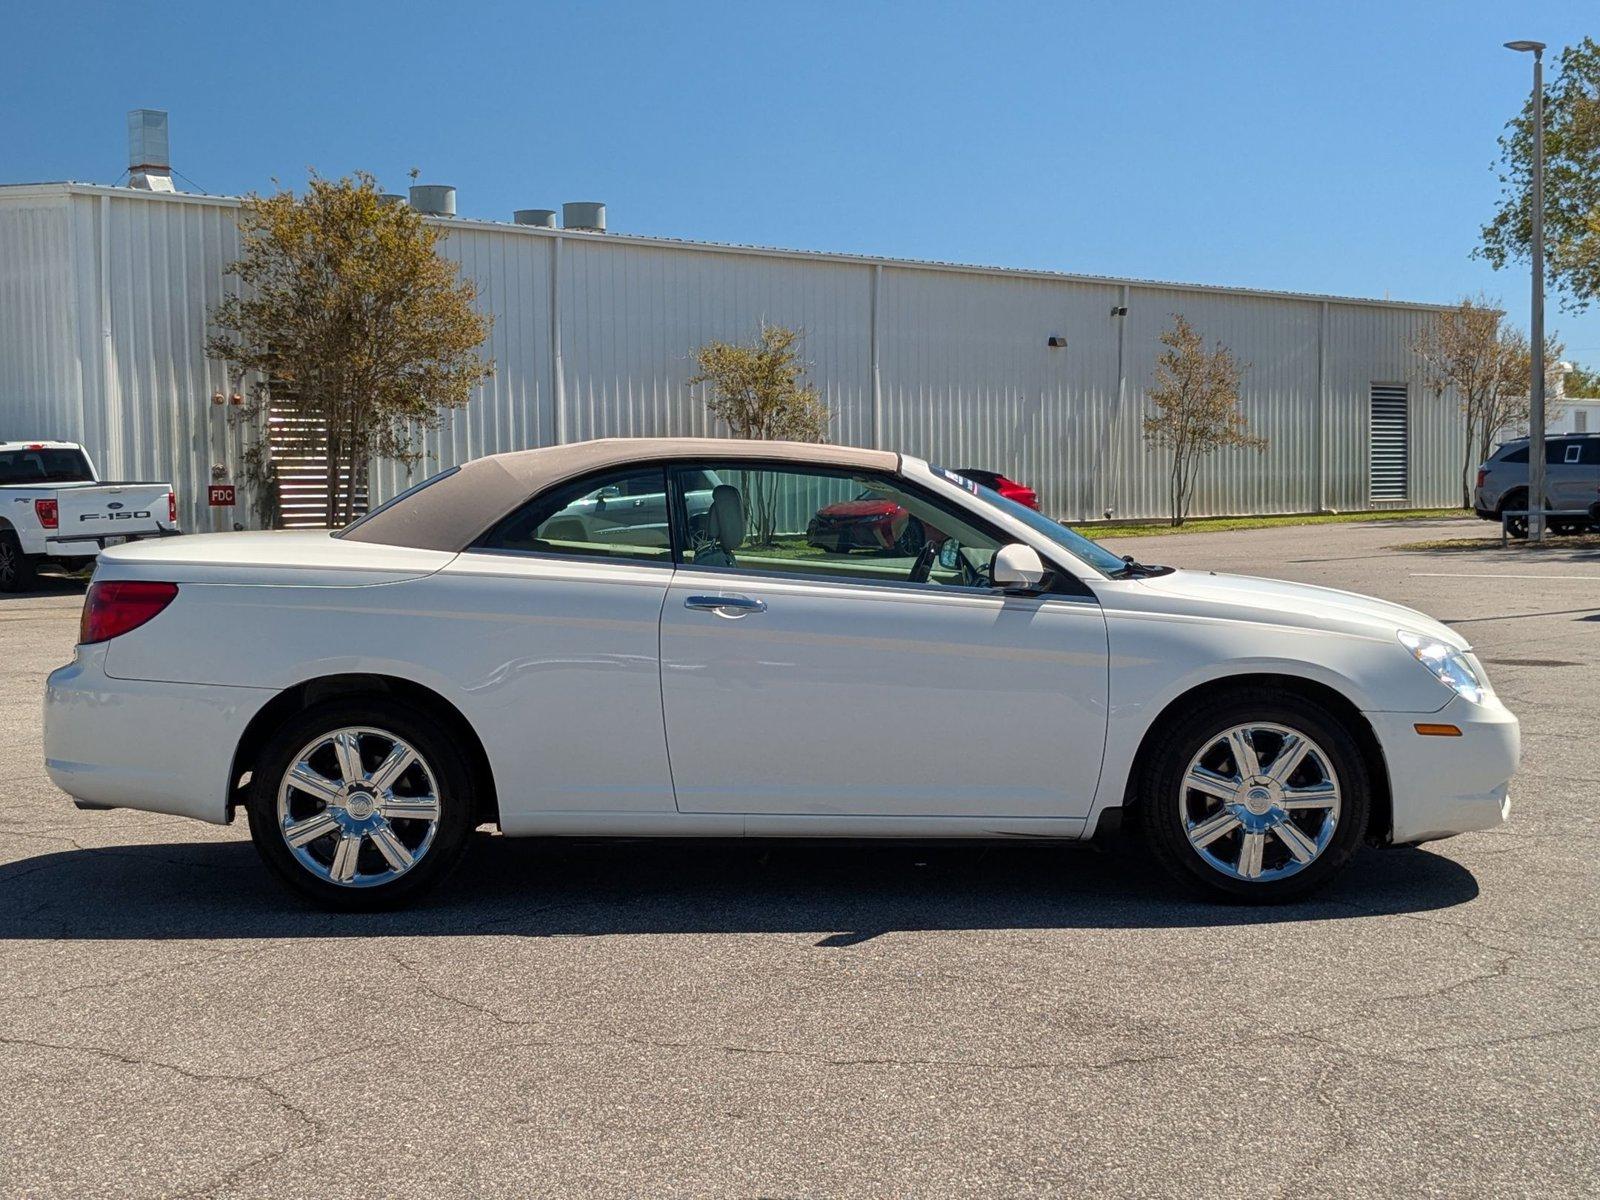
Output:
left=44, top=439, right=1518, bottom=908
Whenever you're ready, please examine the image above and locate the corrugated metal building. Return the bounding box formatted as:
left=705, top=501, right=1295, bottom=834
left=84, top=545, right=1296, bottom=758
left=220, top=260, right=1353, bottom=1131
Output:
left=0, top=180, right=1463, bottom=532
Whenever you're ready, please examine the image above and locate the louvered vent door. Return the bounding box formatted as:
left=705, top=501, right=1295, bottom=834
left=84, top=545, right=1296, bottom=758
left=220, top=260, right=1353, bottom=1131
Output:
left=1369, top=384, right=1409, bottom=503
left=266, top=403, right=369, bottom=529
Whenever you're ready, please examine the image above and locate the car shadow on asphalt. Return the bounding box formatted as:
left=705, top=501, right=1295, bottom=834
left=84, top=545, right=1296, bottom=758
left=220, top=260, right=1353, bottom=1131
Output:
left=0, top=836, right=1478, bottom=943
left=0, top=574, right=88, bottom=599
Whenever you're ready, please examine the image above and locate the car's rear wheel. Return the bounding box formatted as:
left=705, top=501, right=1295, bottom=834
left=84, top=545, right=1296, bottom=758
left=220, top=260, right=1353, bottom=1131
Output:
left=1135, top=690, right=1370, bottom=903
left=1499, top=490, right=1529, bottom=539
left=0, top=533, right=38, bottom=593
left=245, top=698, right=476, bottom=910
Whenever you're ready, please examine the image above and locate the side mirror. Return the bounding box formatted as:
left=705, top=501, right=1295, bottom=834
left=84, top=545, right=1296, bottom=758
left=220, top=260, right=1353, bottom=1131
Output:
left=990, top=543, right=1052, bottom=595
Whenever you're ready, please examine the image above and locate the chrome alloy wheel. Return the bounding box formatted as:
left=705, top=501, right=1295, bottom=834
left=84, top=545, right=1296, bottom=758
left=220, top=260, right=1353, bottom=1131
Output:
left=1179, top=722, right=1341, bottom=883
left=275, top=727, right=441, bottom=888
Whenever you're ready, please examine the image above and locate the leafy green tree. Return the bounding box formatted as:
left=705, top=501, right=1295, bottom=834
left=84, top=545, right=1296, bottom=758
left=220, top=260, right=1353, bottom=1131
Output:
left=1141, top=315, right=1264, bottom=526
left=689, top=324, right=830, bottom=442
left=1567, top=361, right=1600, bottom=396
left=689, top=324, right=830, bottom=543
left=1479, top=37, right=1600, bottom=312
left=206, top=172, right=491, bottom=527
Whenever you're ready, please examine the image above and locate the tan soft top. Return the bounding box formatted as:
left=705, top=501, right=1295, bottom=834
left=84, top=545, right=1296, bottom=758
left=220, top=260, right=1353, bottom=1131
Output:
left=340, top=437, right=901, bottom=552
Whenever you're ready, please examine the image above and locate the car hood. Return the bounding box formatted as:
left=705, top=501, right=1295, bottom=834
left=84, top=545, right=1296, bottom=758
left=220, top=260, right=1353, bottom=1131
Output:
left=1123, top=569, right=1468, bottom=649
left=818, top=500, right=900, bottom=518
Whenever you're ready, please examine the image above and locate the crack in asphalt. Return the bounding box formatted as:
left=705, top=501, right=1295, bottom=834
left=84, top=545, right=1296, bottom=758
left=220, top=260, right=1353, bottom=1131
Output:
left=0, top=1030, right=402, bottom=1200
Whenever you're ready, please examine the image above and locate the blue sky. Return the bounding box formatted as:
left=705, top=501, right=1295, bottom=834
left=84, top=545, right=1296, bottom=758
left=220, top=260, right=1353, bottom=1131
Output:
left=6, top=1, right=1597, bottom=363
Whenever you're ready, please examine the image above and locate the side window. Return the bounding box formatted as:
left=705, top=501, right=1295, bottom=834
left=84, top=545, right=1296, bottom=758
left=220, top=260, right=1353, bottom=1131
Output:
left=1581, top=440, right=1600, bottom=465
left=671, top=463, right=1006, bottom=589
left=1501, top=446, right=1529, bottom=464
left=1546, top=440, right=1576, bottom=464
left=474, top=468, right=672, bottom=564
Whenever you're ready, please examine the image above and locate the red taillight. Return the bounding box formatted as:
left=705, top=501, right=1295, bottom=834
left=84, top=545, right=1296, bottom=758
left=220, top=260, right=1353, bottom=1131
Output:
left=1476, top=468, right=1488, bottom=489
left=168, top=490, right=177, bottom=523
left=79, top=581, right=178, bottom=645
left=34, top=498, right=58, bottom=529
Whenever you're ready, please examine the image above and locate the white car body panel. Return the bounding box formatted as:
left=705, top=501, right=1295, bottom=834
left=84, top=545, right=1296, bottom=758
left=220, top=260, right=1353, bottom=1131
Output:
left=44, top=450, right=1520, bottom=853
left=660, top=569, right=1107, bottom=818
left=45, top=644, right=269, bottom=824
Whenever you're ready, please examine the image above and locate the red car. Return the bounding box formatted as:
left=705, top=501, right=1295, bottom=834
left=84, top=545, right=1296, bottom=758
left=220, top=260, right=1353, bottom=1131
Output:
left=806, top=492, right=941, bottom=556
left=806, top=468, right=1040, bottom=556
left=956, top=467, right=1040, bottom=510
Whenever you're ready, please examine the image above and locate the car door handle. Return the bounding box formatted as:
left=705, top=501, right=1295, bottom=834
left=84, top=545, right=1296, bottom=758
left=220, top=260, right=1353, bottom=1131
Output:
left=684, top=594, right=767, bottom=616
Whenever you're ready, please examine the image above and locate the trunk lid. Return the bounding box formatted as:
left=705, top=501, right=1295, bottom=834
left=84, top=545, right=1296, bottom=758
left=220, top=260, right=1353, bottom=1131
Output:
left=95, top=529, right=457, bottom=587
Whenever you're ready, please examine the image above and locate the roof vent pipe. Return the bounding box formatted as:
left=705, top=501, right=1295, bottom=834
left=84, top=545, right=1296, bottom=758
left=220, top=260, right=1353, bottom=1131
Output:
left=562, top=201, right=606, bottom=233
left=514, top=209, right=557, bottom=228
left=127, top=109, right=176, bottom=192
left=409, top=184, right=456, bottom=217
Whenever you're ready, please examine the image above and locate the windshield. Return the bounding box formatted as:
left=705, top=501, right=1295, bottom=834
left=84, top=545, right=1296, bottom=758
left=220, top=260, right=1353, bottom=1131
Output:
left=932, top=466, right=1127, bottom=576
left=0, top=448, right=94, bottom=484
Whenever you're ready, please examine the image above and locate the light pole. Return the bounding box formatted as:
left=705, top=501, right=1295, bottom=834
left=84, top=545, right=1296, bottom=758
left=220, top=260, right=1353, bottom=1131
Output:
left=1506, top=39, right=1547, bottom=540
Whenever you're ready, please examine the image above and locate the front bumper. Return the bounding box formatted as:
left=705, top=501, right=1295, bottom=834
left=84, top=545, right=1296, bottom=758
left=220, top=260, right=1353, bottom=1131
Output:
left=1367, top=695, right=1519, bottom=844
left=806, top=521, right=892, bottom=552
left=44, top=644, right=272, bottom=825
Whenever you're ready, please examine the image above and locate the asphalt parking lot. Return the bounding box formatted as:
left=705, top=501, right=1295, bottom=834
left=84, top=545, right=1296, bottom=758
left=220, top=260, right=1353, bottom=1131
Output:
left=1, top=516, right=1596, bottom=1198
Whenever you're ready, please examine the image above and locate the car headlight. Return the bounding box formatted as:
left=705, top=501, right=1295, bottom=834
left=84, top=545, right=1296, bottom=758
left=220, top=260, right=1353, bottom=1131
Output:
left=1398, top=630, right=1486, bottom=704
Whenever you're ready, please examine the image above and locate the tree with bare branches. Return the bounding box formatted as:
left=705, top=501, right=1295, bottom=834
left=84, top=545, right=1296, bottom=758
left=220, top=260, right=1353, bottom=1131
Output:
left=1411, top=295, right=1563, bottom=508
left=1141, top=315, right=1263, bottom=526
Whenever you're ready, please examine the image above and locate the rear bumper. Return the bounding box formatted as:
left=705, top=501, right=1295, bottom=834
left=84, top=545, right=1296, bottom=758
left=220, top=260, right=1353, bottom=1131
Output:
left=43, top=644, right=271, bottom=824
left=1367, top=696, right=1519, bottom=844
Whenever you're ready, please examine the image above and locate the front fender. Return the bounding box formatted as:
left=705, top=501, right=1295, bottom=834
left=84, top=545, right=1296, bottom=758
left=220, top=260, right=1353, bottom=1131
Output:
left=1084, top=609, right=1450, bottom=834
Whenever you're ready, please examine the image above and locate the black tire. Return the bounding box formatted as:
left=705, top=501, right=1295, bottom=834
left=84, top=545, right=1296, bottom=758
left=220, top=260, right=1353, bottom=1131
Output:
left=0, top=533, right=38, bottom=593
left=1134, top=688, right=1371, bottom=904
left=893, top=519, right=926, bottom=558
left=1498, top=491, right=1529, bottom=539
left=245, top=697, right=477, bottom=910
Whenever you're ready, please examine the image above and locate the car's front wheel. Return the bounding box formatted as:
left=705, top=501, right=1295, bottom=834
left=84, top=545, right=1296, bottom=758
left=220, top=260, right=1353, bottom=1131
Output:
left=1135, top=689, right=1370, bottom=903
left=893, top=519, right=926, bottom=557
left=245, top=698, right=477, bottom=910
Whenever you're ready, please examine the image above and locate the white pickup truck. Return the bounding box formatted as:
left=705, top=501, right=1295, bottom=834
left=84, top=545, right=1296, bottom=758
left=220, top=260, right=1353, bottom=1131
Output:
left=0, top=441, right=179, bottom=591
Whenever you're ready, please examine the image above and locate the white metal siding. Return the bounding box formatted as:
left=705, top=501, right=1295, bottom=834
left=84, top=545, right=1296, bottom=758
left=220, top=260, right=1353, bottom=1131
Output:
left=0, top=197, right=83, bottom=446
left=0, top=184, right=1467, bottom=530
